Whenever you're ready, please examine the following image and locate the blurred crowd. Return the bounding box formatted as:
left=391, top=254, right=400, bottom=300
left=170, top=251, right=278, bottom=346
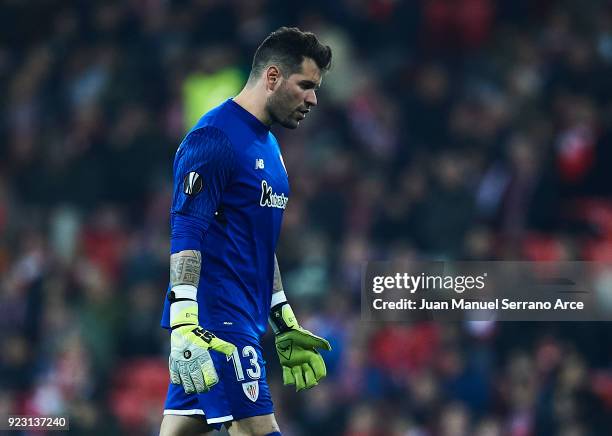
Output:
left=2, top=0, right=612, bottom=435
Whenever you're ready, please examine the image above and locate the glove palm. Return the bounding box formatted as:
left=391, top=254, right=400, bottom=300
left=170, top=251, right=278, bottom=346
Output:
left=275, top=326, right=331, bottom=391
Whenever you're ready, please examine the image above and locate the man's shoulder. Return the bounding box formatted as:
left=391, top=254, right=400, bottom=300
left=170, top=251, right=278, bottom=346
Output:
left=191, top=100, right=237, bottom=138
left=175, top=123, right=235, bottom=169
left=179, top=126, right=232, bottom=157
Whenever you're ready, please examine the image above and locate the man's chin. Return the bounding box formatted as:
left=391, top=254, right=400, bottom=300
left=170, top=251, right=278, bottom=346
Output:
left=279, top=119, right=299, bottom=129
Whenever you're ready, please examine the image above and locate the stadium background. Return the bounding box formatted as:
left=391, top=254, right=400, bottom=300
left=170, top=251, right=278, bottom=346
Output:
left=1, top=0, right=612, bottom=434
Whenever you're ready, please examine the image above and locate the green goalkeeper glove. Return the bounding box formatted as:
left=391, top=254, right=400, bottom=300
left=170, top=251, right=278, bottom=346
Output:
left=270, top=301, right=331, bottom=391
left=168, top=287, right=236, bottom=394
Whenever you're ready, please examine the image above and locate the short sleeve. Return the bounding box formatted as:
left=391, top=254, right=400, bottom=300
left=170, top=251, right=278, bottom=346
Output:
left=171, top=127, right=235, bottom=231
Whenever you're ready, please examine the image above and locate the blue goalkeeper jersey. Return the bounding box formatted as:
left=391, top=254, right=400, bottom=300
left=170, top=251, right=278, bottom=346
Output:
left=161, top=98, right=290, bottom=339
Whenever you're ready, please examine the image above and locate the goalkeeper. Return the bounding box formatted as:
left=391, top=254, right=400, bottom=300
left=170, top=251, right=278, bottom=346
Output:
left=160, top=27, right=332, bottom=436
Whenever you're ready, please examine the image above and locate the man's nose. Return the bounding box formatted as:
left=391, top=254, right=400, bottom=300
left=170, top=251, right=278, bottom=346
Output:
left=305, top=90, right=317, bottom=107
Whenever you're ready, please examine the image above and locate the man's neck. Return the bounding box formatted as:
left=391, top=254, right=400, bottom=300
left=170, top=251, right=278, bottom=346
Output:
left=233, top=87, right=272, bottom=126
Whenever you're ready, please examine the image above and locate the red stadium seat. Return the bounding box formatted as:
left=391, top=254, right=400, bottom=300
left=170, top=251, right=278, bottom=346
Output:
left=110, top=358, right=168, bottom=430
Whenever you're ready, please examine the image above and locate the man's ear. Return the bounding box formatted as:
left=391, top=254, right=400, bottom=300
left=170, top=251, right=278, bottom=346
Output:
left=265, top=66, right=281, bottom=91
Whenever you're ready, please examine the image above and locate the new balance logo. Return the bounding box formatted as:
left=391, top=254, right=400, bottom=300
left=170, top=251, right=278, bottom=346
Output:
left=259, top=180, right=288, bottom=209
left=255, top=158, right=265, bottom=169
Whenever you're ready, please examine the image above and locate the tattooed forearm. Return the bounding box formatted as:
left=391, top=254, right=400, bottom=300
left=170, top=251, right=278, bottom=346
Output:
left=170, top=250, right=202, bottom=287
left=273, top=254, right=283, bottom=293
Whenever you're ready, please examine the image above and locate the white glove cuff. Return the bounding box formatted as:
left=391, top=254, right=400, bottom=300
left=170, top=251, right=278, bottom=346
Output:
left=170, top=300, right=198, bottom=326
left=171, top=284, right=197, bottom=300
left=271, top=290, right=287, bottom=308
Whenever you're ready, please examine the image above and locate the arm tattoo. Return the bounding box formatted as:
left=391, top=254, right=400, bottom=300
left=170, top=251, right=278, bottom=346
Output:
left=273, top=254, right=284, bottom=293
left=170, top=250, right=202, bottom=287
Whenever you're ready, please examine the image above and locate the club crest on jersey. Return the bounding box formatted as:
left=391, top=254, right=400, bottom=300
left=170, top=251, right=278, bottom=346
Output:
left=242, top=381, right=259, bottom=402
left=183, top=171, right=203, bottom=196
left=260, top=180, right=288, bottom=209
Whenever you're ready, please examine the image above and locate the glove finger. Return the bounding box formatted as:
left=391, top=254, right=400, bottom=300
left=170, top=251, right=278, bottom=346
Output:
left=190, top=361, right=208, bottom=393
left=183, top=375, right=197, bottom=395
left=199, top=355, right=219, bottom=389
left=302, top=363, right=317, bottom=389
left=290, top=329, right=332, bottom=351
left=310, top=334, right=331, bottom=351
left=169, top=355, right=181, bottom=385
left=282, top=366, right=295, bottom=386
left=292, top=365, right=306, bottom=392
left=209, top=337, right=236, bottom=356
left=179, top=362, right=197, bottom=394
left=309, top=352, right=327, bottom=381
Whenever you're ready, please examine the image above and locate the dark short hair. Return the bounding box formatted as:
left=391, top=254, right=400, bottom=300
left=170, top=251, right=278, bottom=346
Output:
left=249, top=27, right=332, bottom=81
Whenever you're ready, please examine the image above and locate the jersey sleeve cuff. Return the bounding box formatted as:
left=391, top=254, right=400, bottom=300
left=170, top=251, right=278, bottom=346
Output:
left=170, top=237, right=202, bottom=254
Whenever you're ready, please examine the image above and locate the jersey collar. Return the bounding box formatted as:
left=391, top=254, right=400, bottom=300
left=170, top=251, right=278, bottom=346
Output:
left=227, top=98, right=270, bottom=136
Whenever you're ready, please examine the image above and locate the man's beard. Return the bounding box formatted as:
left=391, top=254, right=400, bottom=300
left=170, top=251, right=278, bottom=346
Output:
left=266, top=85, right=299, bottom=129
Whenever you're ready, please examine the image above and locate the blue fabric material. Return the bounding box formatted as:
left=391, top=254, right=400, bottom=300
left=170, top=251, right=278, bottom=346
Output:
left=170, top=213, right=207, bottom=254
left=162, top=98, right=290, bottom=340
